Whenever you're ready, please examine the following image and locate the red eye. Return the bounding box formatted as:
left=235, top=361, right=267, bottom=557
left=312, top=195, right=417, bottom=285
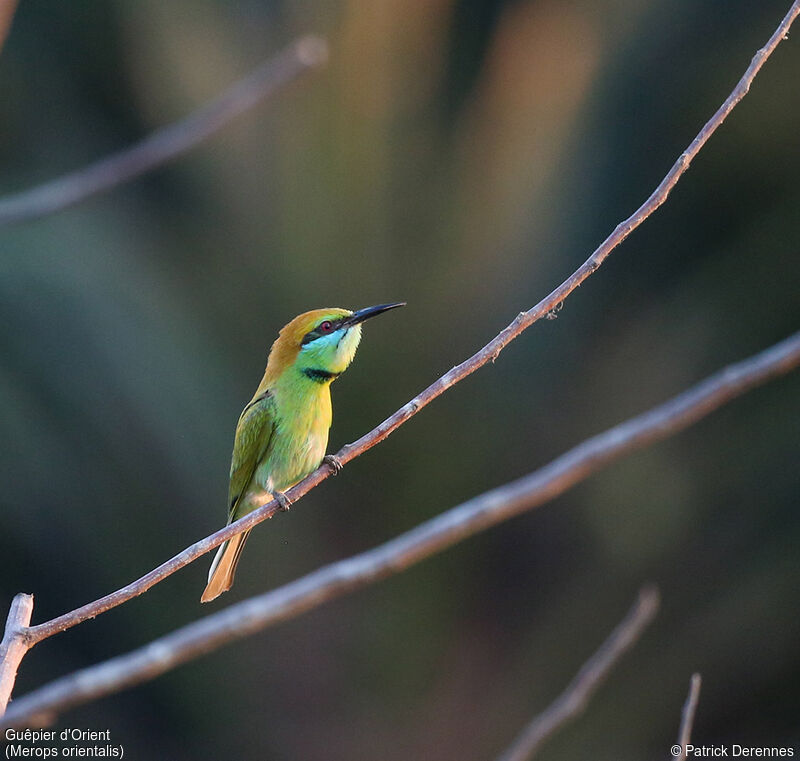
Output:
left=319, top=320, right=333, bottom=334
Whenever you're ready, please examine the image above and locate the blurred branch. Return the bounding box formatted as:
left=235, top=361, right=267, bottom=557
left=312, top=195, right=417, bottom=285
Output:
left=0, top=35, right=328, bottom=226
left=0, top=0, right=19, bottom=55
left=495, top=588, right=659, bottom=761
left=0, top=594, right=33, bottom=713
left=3, top=332, right=799, bottom=727
left=674, top=673, right=702, bottom=761
left=18, top=0, right=800, bottom=648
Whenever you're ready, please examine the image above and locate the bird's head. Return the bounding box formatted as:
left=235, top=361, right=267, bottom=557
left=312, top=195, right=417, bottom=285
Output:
left=267, top=303, right=405, bottom=381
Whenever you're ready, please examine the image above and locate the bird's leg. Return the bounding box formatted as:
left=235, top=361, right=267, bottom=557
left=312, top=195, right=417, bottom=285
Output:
left=323, top=454, right=343, bottom=475
left=274, top=491, right=292, bottom=512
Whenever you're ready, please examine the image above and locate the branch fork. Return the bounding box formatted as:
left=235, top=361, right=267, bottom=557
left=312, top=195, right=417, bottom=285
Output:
left=0, top=594, right=34, bottom=713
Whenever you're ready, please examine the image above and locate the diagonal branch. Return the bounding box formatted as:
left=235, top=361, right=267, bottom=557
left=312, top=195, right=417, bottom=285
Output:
left=19, top=0, right=800, bottom=648
left=3, top=331, right=799, bottom=727
left=674, top=673, right=702, bottom=761
left=495, top=587, right=660, bottom=761
left=0, top=35, right=328, bottom=226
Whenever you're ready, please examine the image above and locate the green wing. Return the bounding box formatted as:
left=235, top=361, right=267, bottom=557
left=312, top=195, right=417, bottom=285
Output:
left=227, top=391, right=276, bottom=521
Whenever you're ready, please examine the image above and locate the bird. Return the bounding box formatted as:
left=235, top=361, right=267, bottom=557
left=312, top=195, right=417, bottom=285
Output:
left=201, top=302, right=405, bottom=602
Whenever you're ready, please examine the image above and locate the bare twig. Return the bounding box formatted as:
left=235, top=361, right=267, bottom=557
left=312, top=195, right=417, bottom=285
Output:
left=674, top=673, right=702, bottom=761
left=0, top=594, right=33, bottom=713
left=495, top=588, right=659, bottom=761
left=0, top=35, right=328, bottom=226
left=0, top=0, right=19, bottom=56
left=3, top=332, right=799, bottom=727
left=18, top=0, right=800, bottom=648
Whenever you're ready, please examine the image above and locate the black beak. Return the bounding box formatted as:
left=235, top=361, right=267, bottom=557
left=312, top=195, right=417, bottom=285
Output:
left=344, top=302, right=406, bottom=327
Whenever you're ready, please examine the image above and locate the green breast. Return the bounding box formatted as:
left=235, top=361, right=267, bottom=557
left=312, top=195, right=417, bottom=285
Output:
left=255, top=371, right=332, bottom=491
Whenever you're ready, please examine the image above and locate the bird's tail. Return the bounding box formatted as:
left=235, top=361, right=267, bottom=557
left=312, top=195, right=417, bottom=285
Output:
left=201, top=529, right=251, bottom=603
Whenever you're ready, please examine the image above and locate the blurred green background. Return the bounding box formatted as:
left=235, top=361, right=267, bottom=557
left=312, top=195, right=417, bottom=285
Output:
left=1, top=1, right=799, bottom=758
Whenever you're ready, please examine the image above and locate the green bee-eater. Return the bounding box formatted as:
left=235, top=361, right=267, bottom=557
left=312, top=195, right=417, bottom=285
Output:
left=201, top=302, right=405, bottom=602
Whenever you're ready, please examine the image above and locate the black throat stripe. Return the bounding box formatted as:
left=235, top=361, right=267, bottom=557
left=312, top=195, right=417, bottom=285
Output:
left=302, top=367, right=340, bottom=383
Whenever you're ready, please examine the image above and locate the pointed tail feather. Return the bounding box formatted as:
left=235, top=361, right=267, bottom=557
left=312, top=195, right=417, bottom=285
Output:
left=201, top=529, right=251, bottom=603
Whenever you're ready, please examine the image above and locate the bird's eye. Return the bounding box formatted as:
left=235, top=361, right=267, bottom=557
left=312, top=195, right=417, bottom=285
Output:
left=319, top=320, right=333, bottom=334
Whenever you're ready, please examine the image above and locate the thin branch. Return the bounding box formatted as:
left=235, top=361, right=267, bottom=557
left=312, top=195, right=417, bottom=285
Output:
left=674, top=673, right=702, bottom=761
left=0, top=0, right=19, bottom=56
left=19, top=0, right=800, bottom=647
left=0, top=35, right=328, bottom=226
left=495, top=587, right=660, bottom=761
left=3, top=332, right=799, bottom=727
left=0, top=594, right=33, bottom=713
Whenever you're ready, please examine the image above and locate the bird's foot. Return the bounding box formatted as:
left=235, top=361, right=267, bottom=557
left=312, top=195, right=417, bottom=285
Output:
left=323, top=454, right=343, bottom=475
left=274, top=491, right=292, bottom=512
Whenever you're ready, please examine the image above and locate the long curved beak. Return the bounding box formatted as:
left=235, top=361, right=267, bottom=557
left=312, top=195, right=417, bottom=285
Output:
left=345, top=302, right=406, bottom=327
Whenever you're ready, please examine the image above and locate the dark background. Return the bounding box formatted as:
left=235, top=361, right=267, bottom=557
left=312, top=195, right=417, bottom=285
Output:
left=1, top=1, right=798, bottom=759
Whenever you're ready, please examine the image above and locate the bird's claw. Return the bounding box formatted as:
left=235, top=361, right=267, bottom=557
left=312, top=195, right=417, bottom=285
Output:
left=275, top=491, right=292, bottom=512
left=323, top=454, right=343, bottom=475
